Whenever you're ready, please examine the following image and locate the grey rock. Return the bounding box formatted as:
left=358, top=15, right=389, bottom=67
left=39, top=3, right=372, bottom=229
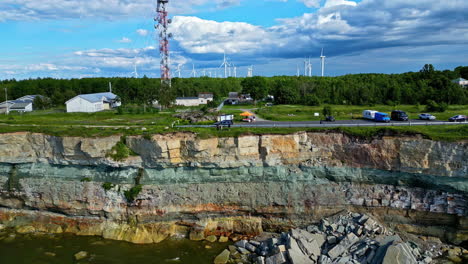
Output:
left=423, top=257, right=432, bottom=263
left=328, top=233, right=359, bottom=260
left=268, top=238, right=279, bottom=248
left=319, top=255, right=332, bottom=264
left=337, top=225, right=345, bottom=234
left=265, top=252, right=287, bottom=264
left=327, top=236, right=337, bottom=244
left=245, top=243, right=257, bottom=253
left=255, top=256, right=265, bottom=264
left=214, top=249, right=230, bottom=264
left=358, top=215, right=369, bottom=225
left=286, top=237, right=313, bottom=264
left=382, top=242, right=417, bottom=264
left=352, top=213, right=361, bottom=218
left=235, top=240, right=249, bottom=248
left=250, top=240, right=261, bottom=247
left=237, top=247, right=250, bottom=255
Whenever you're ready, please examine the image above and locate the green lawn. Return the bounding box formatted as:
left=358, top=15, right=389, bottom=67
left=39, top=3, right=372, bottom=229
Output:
left=0, top=105, right=466, bottom=141
left=253, top=104, right=468, bottom=122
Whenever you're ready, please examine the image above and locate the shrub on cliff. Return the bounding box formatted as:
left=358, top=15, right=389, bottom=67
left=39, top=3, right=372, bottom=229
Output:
left=124, top=185, right=143, bottom=202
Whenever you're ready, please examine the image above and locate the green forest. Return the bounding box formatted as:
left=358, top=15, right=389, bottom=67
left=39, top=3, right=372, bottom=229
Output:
left=0, top=64, right=467, bottom=107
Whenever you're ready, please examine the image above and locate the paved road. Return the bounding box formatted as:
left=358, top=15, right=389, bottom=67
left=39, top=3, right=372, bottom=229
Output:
left=177, top=119, right=468, bottom=128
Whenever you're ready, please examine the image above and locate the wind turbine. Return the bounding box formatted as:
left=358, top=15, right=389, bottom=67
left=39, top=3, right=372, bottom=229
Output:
left=132, top=57, right=139, bottom=78
left=320, top=48, right=326, bottom=77
left=175, top=64, right=182, bottom=78
left=220, top=53, right=229, bottom=78
left=191, top=63, right=197, bottom=77
left=247, top=65, right=253, bottom=77
left=296, top=64, right=300, bottom=77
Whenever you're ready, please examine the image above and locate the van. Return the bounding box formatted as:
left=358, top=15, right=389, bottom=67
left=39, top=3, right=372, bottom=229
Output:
left=375, top=112, right=390, bottom=122
left=391, top=110, right=409, bottom=121
left=363, top=110, right=378, bottom=120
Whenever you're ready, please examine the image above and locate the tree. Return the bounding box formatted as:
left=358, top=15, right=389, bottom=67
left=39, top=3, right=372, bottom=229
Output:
left=241, top=76, right=268, bottom=101
left=322, top=106, right=333, bottom=117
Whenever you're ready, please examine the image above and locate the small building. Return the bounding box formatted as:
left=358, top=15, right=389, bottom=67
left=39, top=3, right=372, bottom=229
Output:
left=452, top=78, right=468, bottom=88
left=175, top=93, right=214, bottom=107
left=175, top=97, right=202, bottom=107
left=9, top=100, right=33, bottom=112
left=66, top=92, right=121, bottom=113
left=198, top=93, right=214, bottom=104
left=0, top=94, right=44, bottom=113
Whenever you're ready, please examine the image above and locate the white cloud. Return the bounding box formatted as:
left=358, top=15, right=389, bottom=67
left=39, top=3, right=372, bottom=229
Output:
left=170, top=16, right=280, bottom=54
left=299, top=0, right=321, bottom=8
left=324, top=0, right=357, bottom=8
left=117, top=37, right=132, bottom=43
left=136, top=29, right=149, bottom=37
left=0, top=0, right=245, bottom=21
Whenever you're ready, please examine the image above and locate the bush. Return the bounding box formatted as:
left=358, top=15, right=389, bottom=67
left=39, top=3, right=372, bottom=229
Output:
left=102, top=182, right=115, bottom=191
left=80, top=177, right=91, bottom=182
left=106, top=141, right=131, bottom=161
left=426, top=100, right=447, bottom=112
left=322, top=106, right=333, bottom=117
left=124, top=185, right=143, bottom=202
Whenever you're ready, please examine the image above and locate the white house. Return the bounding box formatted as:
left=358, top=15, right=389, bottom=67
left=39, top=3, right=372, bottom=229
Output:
left=175, top=97, right=203, bottom=107
left=452, top=78, right=468, bottom=88
left=66, top=92, right=121, bottom=113
left=175, top=93, right=214, bottom=107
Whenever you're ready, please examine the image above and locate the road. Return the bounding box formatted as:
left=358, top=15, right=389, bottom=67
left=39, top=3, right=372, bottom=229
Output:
left=177, top=119, right=468, bottom=128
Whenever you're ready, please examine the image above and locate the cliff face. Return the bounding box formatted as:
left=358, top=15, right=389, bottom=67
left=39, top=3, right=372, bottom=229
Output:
left=0, top=132, right=466, bottom=244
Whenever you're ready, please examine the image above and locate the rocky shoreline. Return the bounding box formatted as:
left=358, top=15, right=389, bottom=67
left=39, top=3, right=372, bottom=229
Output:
left=215, top=211, right=468, bottom=264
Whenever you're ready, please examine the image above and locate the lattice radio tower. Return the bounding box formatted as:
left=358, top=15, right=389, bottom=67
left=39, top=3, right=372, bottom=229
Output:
left=155, top=0, right=172, bottom=87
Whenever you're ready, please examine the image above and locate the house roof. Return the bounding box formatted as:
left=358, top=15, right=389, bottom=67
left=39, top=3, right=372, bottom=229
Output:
left=176, top=97, right=199, bottom=100
left=16, top=95, right=43, bottom=102
left=66, top=92, right=118, bottom=104
left=198, top=93, right=213, bottom=99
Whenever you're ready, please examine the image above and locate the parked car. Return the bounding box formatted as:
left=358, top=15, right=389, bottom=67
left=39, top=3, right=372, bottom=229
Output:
left=448, top=115, right=467, bottom=122
left=419, top=113, right=436, bottom=120
left=325, top=116, right=335, bottom=122
left=391, top=110, right=408, bottom=121
left=242, top=117, right=255, bottom=122
left=374, top=112, right=390, bottom=122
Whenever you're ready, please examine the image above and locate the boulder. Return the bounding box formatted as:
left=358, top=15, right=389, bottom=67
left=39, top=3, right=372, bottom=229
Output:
left=382, top=243, right=417, bottom=264
left=219, top=236, right=229, bottom=243
left=265, top=252, right=287, bottom=264
left=328, top=233, right=359, bottom=260
left=74, top=251, right=88, bottom=261
left=287, top=237, right=313, bottom=264
left=214, top=249, right=230, bottom=264
left=205, top=235, right=217, bottom=242
left=235, top=239, right=249, bottom=248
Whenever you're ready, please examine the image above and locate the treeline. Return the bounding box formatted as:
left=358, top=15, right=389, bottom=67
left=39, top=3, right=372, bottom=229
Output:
left=0, top=64, right=467, bottom=107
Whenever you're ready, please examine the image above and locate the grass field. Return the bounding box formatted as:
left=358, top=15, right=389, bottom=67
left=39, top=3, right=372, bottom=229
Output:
left=0, top=105, right=466, bottom=141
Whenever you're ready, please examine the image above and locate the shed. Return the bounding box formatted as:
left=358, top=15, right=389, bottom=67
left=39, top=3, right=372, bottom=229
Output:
left=66, top=92, right=121, bottom=113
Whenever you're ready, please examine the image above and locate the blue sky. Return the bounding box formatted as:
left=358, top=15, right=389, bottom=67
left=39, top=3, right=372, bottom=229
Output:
left=0, top=0, right=467, bottom=79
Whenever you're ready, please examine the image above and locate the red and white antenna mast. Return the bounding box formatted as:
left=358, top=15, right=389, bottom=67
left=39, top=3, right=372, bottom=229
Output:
left=155, top=0, right=172, bottom=87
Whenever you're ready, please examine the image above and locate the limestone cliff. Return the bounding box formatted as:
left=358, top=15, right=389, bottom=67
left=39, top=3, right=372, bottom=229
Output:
left=0, top=132, right=466, bottom=244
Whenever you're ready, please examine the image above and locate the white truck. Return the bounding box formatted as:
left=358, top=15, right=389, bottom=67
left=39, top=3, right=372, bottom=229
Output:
left=362, top=110, right=378, bottom=120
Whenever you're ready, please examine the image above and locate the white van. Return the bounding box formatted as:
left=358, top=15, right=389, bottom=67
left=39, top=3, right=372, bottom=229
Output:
left=363, top=110, right=378, bottom=120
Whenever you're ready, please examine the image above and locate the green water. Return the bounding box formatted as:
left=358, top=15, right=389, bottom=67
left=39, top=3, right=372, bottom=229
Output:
left=0, top=230, right=229, bottom=264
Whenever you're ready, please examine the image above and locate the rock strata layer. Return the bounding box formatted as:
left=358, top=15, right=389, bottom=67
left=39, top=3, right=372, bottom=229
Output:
left=0, top=132, right=466, bottom=244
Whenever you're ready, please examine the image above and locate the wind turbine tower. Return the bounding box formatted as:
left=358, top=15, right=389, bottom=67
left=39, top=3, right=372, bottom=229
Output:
left=247, top=66, right=253, bottom=77
left=220, top=53, right=230, bottom=78
left=191, top=64, right=197, bottom=77
left=320, top=48, right=326, bottom=77
left=155, top=0, right=172, bottom=87
left=304, top=58, right=312, bottom=77
left=175, top=64, right=182, bottom=78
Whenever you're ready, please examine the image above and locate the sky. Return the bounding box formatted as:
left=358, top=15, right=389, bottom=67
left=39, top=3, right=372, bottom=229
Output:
left=0, top=0, right=467, bottom=79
